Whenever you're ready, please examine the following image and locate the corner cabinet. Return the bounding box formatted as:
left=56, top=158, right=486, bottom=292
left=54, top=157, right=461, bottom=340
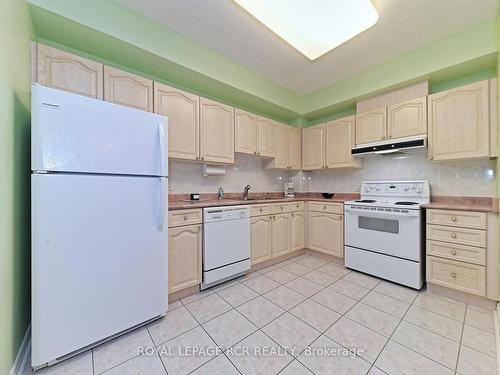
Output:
left=36, top=43, right=103, bottom=99
left=154, top=83, right=200, bottom=161
left=200, top=98, right=235, bottom=164
left=325, top=116, right=361, bottom=169
left=302, top=125, right=325, bottom=170
left=428, top=80, right=490, bottom=161
left=103, top=66, right=153, bottom=112
left=168, top=223, right=202, bottom=294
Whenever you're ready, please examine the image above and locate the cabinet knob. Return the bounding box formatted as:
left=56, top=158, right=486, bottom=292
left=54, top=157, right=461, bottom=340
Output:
left=280, top=207, right=283, bottom=210
left=254, top=151, right=257, bottom=155
left=451, top=272, right=456, bottom=278
left=451, top=250, right=457, bottom=255
left=183, top=215, right=188, bottom=221
left=195, top=156, right=199, bottom=160
left=259, top=208, right=263, bottom=212
left=201, top=156, right=205, bottom=160
left=429, top=156, right=434, bottom=160
left=323, top=205, right=326, bottom=210
left=451, top=233, right=457, bottom=238
left=451, top=217, right=457, bottom=222
left=291, top=213, right=294, bottom=217
left=382, top=136, right=386, bottom=140
left=258, top=152, right=261, bottom=155
left=388, top=134, right=392, bottom=139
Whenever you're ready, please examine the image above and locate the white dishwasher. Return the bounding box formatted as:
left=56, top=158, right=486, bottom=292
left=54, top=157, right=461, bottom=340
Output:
left=202, top=205, right=251, bottom=289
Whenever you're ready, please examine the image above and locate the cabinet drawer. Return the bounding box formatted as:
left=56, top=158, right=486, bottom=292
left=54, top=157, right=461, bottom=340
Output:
left=272, top=202, right=291, bottom=214
left=426, top=209, right=486, bottom=229
left=291, top=201, right=304, bottom=212
left=426, top=256, right=485, bottom=296
left=427, top=224, right=486, bottom=248
left=251, top=204, right=274, bottom=217
left=426, top=240, right=486, bottom=265
left=308, top=201, right=343, bottom=214
left=168, top=209, right=202, bottom=227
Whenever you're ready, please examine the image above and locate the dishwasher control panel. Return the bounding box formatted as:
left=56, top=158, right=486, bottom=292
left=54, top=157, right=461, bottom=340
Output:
left=203, top=206, right=251, bottom=223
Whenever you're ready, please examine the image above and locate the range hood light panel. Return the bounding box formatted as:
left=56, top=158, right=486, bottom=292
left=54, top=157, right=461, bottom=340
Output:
left=374, top=149, right=401, bottom=155
left=233, top=0, right=379, bottom=60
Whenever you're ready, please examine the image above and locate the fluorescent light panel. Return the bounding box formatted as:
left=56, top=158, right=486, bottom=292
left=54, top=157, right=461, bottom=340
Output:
left=233, top=0, right=379, bottom=60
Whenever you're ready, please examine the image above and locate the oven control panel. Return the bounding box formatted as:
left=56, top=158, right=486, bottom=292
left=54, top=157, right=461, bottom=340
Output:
left=362, top=181, right=430, bottom=198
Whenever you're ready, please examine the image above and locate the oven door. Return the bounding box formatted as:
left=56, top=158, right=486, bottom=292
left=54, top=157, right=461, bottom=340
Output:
left=345, top=206, right=421, bottom=261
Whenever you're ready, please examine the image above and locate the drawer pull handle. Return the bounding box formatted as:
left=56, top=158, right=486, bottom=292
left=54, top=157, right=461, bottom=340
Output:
left=451, top=217, right=457, bottom=222
left=451, top=233, right=457, bottom=238
left=183, top=215, right=188, bottom=221
left=451, top=250, right=457, bottom=255
left=323, top=205, right=326, bottom=210
left=451, top=272, right=456, bottom=278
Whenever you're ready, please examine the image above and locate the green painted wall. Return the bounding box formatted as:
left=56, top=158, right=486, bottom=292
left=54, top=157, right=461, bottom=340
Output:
left=28, top=0, right=498, bottom=126
left=0, top=0, right=33, bottom=373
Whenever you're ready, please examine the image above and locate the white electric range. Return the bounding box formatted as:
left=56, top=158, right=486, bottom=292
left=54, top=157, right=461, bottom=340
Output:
left=344, top=180, right=430, bottom=289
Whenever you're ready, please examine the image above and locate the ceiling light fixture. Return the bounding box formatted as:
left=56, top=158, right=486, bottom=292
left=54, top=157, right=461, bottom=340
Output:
left=233, top=0, right=379, bottom=60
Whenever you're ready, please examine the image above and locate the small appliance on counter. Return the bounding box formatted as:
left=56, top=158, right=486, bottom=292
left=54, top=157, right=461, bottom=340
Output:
left=284, top=179, right=295, bottom=198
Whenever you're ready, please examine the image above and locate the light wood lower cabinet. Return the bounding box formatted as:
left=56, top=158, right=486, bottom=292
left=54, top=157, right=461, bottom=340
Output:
left=308, top=211, right=344, bottom=258
left=168, top=224, right=202, bottom=293
left=272, top=213, right=290, bottom=258
left=251, top=215, right=273, bottom=265
left=36, top=43, right=103, bottom=99
left=103, top=66, right=153, bottom=112
left=291, top=211, right=304, bottom=251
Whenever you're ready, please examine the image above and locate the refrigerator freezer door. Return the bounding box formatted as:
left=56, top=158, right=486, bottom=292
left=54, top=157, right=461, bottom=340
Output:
left=31, top=174, right=168, bottom=367
left=31, top=84, right=168, bottom=177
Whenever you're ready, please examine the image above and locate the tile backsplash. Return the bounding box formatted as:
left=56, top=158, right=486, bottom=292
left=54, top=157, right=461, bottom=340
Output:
left=169, top=151, right=497, bottom=197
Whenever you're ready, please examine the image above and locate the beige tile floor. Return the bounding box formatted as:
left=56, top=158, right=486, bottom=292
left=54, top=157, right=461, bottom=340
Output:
left=26, top=254, right=497, bottom=375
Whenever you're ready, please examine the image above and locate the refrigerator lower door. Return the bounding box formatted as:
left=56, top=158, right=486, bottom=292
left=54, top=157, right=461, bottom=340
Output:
left=31, top=174, right=168, bottom=368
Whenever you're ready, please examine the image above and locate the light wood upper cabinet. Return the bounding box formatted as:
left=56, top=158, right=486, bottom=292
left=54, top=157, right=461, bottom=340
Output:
left=274, top=124, right=290, bottom=169
left=355, top=107, right=387, bottom=145
left=235, top=109, right=258, bottom=155
left=103, top=66, right=153, bottom=112
left=428, top=80, right=490, bottom=161
left=289, top=127, right=301, bottom=170
left=387, top=96, right=426, bottom=139
left=251, top=216, right=272, bottom=265
left=168, top=224, right=202, bottom=293
left=302, top=125, right=325, bottom=170
left=37, top=43, right=103, bottom=99
left=272, top=213, right=290, bottom=258
left=308, top=212, right=344, bottom=258
left=257, top=117, right=276, bottom=157
left=325, top=116, right=360, bottom=169
left=291, top=211, right=304, bottom=251
left=200, top=98, right=235, bottom=164
left=154, top=83, right=200, bottom=161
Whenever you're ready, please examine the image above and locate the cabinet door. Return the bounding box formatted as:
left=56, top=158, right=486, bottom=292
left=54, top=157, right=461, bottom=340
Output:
left=325, top=116, right=359, bottom=168
left=154, top=83, right=200, bottom=161
left=308, top=212, right=343, bottom=258
left=302, top=125, right=325, bottom=170
left=251, top=216, right=272, bottom=265
left=104, top=66, right=153, bottom=112
left=290, top=211, right=304, bottom=251
left=274, top=124, right=290, bottom=169
left=37, top=43, right=103, bottom=99
left=387, top=96, right=426, bottom=140
left=289, top=127, right=301, bottom=170
left=257, top=117, right=276, bottom=157
left=235, top=109, right=257, bottom=155
left=428, top=80, right=489, bottom=161
left=168, top=224, right=202, bottom=293
left=272, top=213, right=291, bottom=258
left=200, top=98, right=235, bottom=164
left=355, top=107, right=387, bottom=145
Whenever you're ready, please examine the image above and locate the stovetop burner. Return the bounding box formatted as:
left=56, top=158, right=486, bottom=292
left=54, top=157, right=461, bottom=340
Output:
left=355, top=199, right=376, bottom=203
left=394, top=201, right=419, bottom=205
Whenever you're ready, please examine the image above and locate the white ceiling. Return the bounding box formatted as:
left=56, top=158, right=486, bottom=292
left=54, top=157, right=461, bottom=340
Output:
left=118, top=0, right=498, bottom=95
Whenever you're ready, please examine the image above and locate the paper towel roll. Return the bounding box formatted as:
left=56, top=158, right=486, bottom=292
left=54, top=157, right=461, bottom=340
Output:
left=203, top=164, right=226, bottom=176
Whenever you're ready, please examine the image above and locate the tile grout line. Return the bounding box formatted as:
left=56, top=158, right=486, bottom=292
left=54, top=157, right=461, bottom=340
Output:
left=145, top=325, right=170, bottom=375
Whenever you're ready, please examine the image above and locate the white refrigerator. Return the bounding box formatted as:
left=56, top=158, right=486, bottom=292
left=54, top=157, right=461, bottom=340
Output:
left=31, top=85, right=169, bottom=369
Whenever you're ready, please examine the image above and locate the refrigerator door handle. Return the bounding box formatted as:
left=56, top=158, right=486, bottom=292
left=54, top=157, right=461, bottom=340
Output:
left=158, top=122, right=166, bottom=176
left=159, top=178, right=167, bottom=231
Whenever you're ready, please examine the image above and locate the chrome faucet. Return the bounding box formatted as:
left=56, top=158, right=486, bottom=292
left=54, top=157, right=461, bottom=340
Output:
left=242, top=185, right=251, bottom=200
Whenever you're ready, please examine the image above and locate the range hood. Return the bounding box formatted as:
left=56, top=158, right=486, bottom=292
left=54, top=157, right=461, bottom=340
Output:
left=351, top=136, right=427, bottom=157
